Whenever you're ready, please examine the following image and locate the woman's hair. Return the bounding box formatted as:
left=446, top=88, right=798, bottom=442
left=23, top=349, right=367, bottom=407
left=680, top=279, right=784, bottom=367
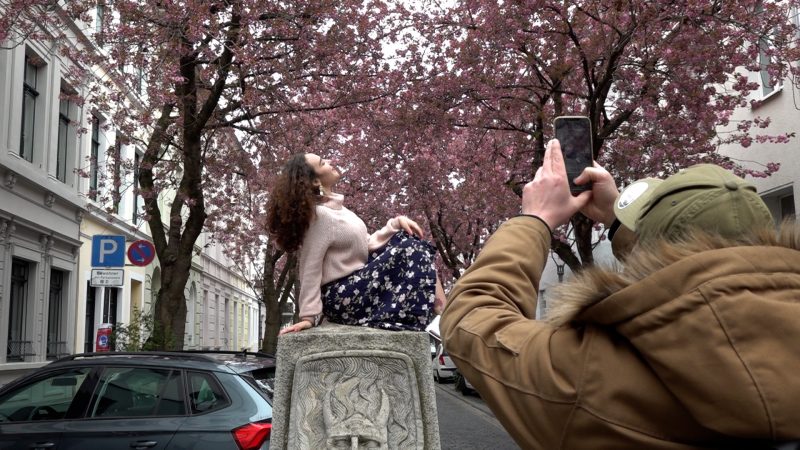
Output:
left=267, top=153, right=320, bottom=252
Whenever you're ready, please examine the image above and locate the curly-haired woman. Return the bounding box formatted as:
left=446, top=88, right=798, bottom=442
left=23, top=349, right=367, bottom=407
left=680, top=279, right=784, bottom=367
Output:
left=267, top=153, right=447, bottom=335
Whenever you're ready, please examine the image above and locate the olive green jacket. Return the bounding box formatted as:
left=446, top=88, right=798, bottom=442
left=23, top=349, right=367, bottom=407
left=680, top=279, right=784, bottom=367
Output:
left=440, top=216, right=800, bottom=449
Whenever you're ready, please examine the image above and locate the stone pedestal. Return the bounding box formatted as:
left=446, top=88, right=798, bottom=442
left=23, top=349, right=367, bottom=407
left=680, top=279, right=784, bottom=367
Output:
left=270, top=322, right=441, bottom=449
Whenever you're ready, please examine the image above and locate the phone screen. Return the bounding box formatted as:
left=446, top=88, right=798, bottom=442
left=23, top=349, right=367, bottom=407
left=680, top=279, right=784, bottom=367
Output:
left=554, top=116, right=593, bottom=193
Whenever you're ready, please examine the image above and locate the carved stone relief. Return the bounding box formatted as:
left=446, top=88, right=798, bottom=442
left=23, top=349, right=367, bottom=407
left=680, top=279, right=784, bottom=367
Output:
left=289, top=350, right=423, bottom=450
left=1, top=219, right=15, bottom=243
left=44, top=192, right=55, bottom=208
left=39, top=234, right=53, bottom=254
left=4, top=171, right=16, bottom=189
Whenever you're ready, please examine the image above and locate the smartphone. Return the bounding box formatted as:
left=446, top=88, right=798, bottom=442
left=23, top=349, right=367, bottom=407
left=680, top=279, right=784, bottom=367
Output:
left=554, top=116, right=593, bottom=193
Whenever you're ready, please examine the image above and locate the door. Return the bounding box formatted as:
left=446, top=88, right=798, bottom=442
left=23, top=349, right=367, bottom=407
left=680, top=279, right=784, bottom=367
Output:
left=59, top=366, right=185, bottom=450
left=0, top=367, right=93, bottom=450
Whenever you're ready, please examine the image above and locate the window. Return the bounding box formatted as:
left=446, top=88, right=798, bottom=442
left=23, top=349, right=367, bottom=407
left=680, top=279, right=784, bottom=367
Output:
left=102, top=288, right=118, bottom=326
left=88, top=367, right=185, bottom=418
left=56, top=93, right=73, bottom=182
left=132, top=151, right=142, bottom=221
left=187, top=371, right=230, bottom=414
left=47, top=270, right=67, bottom=360
left=758, top=37, right=776, bottom=97
left=20, top=55, right=40, bottom=163
left=111, top=140, right=122, bottom=214
left=223, top=299, right=229, bottom=347
left=793, top=7, right=800, bottom=37
left=201, top=290, right=208, bottom=346
left=0, top=368, right=91, bottom=422
left=85, top=282, right=97, bottom=353
left=8, top=259, right=32, bottom=361
left=95, top=2, right=106, bottom=44
left=90, top=117, right=101, bottom=201
left=781, top=194, right=795, bottom=221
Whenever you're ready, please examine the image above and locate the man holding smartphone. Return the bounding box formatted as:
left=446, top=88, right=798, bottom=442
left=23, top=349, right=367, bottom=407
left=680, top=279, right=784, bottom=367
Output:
left=440, top=139, right=800, bottom=448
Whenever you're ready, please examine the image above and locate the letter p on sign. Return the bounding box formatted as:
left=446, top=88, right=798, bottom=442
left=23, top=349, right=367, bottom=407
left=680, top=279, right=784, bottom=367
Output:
left=91, top=235, right=126, bottom=267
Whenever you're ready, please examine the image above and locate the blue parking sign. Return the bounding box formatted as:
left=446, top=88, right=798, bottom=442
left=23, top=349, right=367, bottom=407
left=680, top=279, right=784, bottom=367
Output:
left=91, top=235, right=126, bottom=267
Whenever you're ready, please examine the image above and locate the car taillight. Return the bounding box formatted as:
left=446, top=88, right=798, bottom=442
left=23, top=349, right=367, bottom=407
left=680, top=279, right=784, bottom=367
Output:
left=232, top=421, right=272, bottom=450
left=439, top=355, right=445, bottom=365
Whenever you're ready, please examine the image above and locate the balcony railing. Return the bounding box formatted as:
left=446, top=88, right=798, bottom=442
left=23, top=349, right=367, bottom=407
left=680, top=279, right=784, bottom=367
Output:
left=7, top=340, right=35, bottom=361
left=46, top=341, right=69, bottom=360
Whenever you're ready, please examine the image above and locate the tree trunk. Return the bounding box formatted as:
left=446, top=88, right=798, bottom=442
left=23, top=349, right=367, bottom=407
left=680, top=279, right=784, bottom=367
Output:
left=150, top=263, right=190, bottom=350
left=137, top=7, right=239, bottom=351
left=260, top=247, right=296, bottom=354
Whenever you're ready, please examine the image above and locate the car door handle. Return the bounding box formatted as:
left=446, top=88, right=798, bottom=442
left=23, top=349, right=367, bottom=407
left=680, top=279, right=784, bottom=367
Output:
left=130, top=441, right=158, bottom=449
left=29, top=443, right=55, bottom=450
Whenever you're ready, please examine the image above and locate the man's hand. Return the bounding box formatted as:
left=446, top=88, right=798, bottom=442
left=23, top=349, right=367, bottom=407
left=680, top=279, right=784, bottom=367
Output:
left=573, top=163, right=619, bottom=227
left=522, top=139, right=591, bottom=229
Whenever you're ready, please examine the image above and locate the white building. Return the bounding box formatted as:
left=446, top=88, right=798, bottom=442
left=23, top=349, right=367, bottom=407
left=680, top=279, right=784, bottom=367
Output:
left=0, top=4, right=261, bottom=385
left=0, top=9, right=86, bottom=384
left=718, top=8, right=800, bottom=223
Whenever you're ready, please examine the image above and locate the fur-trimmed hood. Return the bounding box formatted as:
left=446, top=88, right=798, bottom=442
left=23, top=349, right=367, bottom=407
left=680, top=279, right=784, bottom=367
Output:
left=546, top=224, right=800, bottom=327
left=542, top=224, right=800, bottom=439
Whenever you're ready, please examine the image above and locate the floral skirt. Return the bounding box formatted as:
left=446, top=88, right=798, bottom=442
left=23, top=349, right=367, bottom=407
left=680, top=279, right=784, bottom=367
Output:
left=322, top=231, right=436, bottom=331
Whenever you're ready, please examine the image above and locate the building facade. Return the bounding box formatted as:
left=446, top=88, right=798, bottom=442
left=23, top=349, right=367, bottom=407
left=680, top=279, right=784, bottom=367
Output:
left=0, top=14, right=86, bottom=383
left=718, top=9, right=800, bottom=223
left=0, top=5, right=261, bottom=385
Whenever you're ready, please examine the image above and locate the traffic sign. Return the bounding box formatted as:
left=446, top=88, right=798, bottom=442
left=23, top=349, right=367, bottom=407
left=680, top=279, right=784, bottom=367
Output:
left=91, top=235, right=126, bottom=267
left=127, top=240, right=156, bottom=266
left=91, top=268, right=124, bottom=287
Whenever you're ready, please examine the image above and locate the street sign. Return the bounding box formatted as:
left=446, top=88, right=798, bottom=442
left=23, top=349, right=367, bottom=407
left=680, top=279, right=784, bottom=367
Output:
left=127, top=240, right=156, bottom=266
left=91, top=235, right=126, bottom=267
left=91, top=268, right=124, bottom=287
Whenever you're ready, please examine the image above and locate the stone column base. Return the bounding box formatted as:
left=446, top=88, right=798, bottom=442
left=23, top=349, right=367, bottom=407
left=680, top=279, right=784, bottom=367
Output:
left=270, top=322, right=441, bottom=449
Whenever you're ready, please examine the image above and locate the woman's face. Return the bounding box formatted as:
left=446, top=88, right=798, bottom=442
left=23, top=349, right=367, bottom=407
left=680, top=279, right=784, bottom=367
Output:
left=305, top=153, right=340, bottom=189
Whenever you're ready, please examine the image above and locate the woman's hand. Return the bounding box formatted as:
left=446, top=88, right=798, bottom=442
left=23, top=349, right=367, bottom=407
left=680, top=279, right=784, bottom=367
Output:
left=278, top=319, right=312, bottom=335
left=394, top=215, right=424, bottom=238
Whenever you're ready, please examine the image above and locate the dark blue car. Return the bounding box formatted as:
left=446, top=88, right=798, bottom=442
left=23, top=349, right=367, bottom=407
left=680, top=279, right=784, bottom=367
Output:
left=0, top=351, right=275, bottom=450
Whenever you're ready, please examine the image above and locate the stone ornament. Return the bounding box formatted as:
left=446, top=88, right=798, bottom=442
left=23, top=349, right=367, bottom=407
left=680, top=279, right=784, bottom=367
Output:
left=0, top=219, right=15, bottom=243
left=45, top=192, right=55, bottom=207
left=4, top=171, right=17, bottom=189
left=288, top=350, right=423, bottom=450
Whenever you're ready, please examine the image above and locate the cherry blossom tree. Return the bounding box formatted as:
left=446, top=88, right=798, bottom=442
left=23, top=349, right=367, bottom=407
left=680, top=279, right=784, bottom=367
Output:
left=210, top=1, right=800, bottom=349
left=409, top=0, right=800, bottom=272
left=5, top=0, right=422, bottom=349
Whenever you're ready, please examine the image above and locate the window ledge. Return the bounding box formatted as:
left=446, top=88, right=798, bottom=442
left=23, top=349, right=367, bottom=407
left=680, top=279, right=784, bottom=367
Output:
left=751, top=85, right=784, bottom=110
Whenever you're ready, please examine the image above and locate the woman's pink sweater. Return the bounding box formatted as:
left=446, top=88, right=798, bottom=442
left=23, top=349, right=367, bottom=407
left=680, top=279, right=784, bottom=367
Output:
left=297, top=193, right=400, bottom=323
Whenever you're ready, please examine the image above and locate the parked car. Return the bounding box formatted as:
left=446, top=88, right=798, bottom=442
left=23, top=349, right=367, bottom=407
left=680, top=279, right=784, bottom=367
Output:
left=0, top=350, right=275, bottom=450
left=453, top=369, right=477, bottom=396
left=431, top=338, right=457, bottom=383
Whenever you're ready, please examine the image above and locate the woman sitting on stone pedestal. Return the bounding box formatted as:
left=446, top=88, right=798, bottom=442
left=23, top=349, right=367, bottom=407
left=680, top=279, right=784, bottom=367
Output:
left=267, top=153, right=447, bottom=335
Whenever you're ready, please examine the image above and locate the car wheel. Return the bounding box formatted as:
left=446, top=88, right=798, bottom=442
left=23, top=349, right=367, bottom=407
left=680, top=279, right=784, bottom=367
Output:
left=455, top=373, right=469, bottom=395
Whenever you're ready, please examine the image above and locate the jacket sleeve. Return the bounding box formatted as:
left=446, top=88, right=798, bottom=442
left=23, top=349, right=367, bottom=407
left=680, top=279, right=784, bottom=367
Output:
left=439, top=216, right=589, bottom=446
